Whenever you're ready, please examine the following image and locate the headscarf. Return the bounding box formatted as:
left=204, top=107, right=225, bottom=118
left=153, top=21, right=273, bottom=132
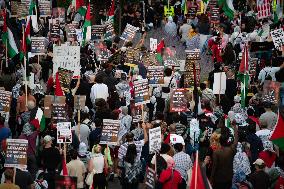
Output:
left=233, top=142, right=251, bottom=175
left=165, top=16, right=177, bottom=37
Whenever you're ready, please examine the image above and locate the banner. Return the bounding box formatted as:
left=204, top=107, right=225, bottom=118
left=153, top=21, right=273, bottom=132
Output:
left=0, top=90, right=11, bottom=112
left=31, top=37, right=46, bottom=55
left=100, top=119, right=120, bottom=145
left=5, top=139, right=28, bottom=169
left=150, top=38, right=158, bottom=52
left=149, top=127, right=161, bottom=154
left=213, top=72, right=227, bottom=94
left=39, top=0, right=51, bottom=17
left=170, top=88, right=188, bottom=112
left=257, top=0, right=271, bottom=19
left=120, top=24, right=139, bottom=41
left=57, top=122, right=72, bottom=143
left=91, top=25, right=105, bottom=40
left=74, top=95, right=86, bottom=110
left=53, top=46, right=81, bottom=77
left=134, top=79, right=150, bottom=105
left=148, top=66, right=164, bottom=86
left=270, top=29, right=284, bottom=51
left=54, top=176, right=77, bottom=188
left=145, top=167, right=156, bottom=189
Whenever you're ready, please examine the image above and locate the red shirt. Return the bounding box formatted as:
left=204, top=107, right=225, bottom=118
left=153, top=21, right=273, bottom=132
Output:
left=159, top=168, right=182, bottom=189
left=211, top=44, right=223, bottom=63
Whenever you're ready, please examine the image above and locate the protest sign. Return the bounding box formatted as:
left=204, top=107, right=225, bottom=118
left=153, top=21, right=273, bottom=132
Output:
left=270, top=29, right=284, bottom=51
left=257, top=0, right=271, bottom=19
left=94, top=42, right=112, bottom=62
left=50, top=19, right=60, bottom=38
left=44, top=95, right=66, bottom=118
left=91, top=25, right=105, bottom=40
left=57, top=122, right=72, bottom=143
left=170, top=88, right=188, bottom=112
left=18, top=0, right=30, bottom=18
left=39, top=0, right=51, bottom=17
left=130, top=101, right=143, bottom=123
left=53, top=46, right=81, bottom=77
left=145, top=167, right=156, bottom=189
left=210, top=7, right=220, bottom=24
left=149, top=127, right=161, bottom=154
left=249, top=58, right=258, bottom=77
left=74, top=95, right=86, bottom=110
left=120, top=24, right=139, bottom=41
left=75, top=29, right=83, bottom=43
left=134, top=79, right=150, bottom=105
left=66, top=24, right=77, bottom=41
left=150, top=38, right=158, bottom=52
left=54, top=176, right=77, bottom=188
left=250, top=41, right=274, bottom=52
left=0, top=90, right=11, bottom=112
left=58, top=67, right=73, bottom=90
left=164, top=6, right=174, bottom=17
left=163, top=47, right=178, bottom=67
left=104, top=23, right=115, bottom=41
left=184, top=50, right=201, bottom=87
left=213, top=72, right=226, bottom=94
left=5, top=139, right=28, bottom=169
left=147, top=66, right=164, bottom=86
left=188, top=6, right=197, bottom=19
left=52, top=103, right=68, bottom=124
left=100, top=119, right=120, bottom=145
left=31, top=37, right=46, bottom=55
left=262, top=80, right=281, bottom=104
left=185, top=49, right=200, bottom=60
left=11, top=1, right=19, bottom=17
left=52, top=7, right=65, bottom=24
left=177, top=60, right=185, bottom=71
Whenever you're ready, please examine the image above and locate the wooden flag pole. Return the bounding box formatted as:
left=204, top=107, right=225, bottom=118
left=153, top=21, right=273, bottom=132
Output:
left=63, top=143, right=67, bottom=162
left=13, top=167, right=16, bottom=184
left=219, top=72, right=222, bottom=103
left=77, top=96, right=81, bottom=142
left=194, top=151, right=199, bottom=189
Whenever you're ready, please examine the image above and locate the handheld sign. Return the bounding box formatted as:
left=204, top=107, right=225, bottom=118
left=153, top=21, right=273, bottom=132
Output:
left=149, top=127, right=161, bottom=154
left=213, top=72, right=226, bottom=94
left=210, top=7, right=220, bottom=24
left=74, top=95, right=86, bottom=110
left=104, top=23, right=115, bottom=41
left=66, top=24, right=77, bottom=42
left=5, top=139, right=28, bottom=169
left=52, top=103, right=68, bottom=124
left=145, top=167, right=156, bottom=189
left=150, top=38, right=158, bottom=52
left=50, top=19, right=60, bottom=38
left=57, top=122, right=72, bottom=143
left=0, top=90, right=11, bottom=112
left=39, top=0, right=51, bottom=17
left=31, top=37, right=46, bottom=55
left=91, top=25, right=105, bottom=40
left=58, top=68, right=73, bottom=90
left=100, top=119, right=120, bottom=145
left=262, top=80, right=281, bottom=104
left=120, top=24, right=139, bottom=41
left=170, top=88, right=188, bottom=112
left=147, top=66, right=164, bottom=86
left=44, top=95, right=66, bottom=118
left=257, top=0, right=271, bottom=19
left=134, top=79, right=150, bottom=105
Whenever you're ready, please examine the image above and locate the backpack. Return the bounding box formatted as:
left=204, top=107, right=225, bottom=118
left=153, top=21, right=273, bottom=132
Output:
left=156, top=154, right=168, bottom=178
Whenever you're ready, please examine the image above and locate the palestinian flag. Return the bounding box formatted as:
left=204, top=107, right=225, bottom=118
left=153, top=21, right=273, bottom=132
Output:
left=2, top=14, right=20, bottom=59
left=30, top=107, right=46, bottom=132
left=72, top=0, right=84, bottom=10
left=107, top=0, right=115, bottom=24
left=190, top=152, right=212, bottom=189
left=55, top=72, right=64, bottom=96
left=238, top=45, right=249, bottom=108
left=25, top=16, right=32, bottom=45
left=29, top=0, right=36, bottom=15
left=77, top=6, right=87, bottom=17
left=270, top=111, right=284, bottom=151
left=82, top=3, right=91, bottom=46
left=156, top=39, right=165, bottom=65
left=218, top=0, right=235, bottom=20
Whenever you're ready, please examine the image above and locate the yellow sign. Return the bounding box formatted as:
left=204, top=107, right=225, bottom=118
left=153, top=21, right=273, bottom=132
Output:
left=197, top=1, right=205, bottom=15
left=164, top=6, right=175, bottom=17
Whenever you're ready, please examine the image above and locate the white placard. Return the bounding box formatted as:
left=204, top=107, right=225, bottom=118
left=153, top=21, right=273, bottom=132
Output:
left=149, top=127, right=161, bottom=154
left=270, top=29, right=284, bottom=51
left=213, top=72, right=226, bottom=94
left=150, top=38, right=157, bottom=52
left=57, top=122, right=72, bottom=143
left=53, top=46, right=81, bottom=77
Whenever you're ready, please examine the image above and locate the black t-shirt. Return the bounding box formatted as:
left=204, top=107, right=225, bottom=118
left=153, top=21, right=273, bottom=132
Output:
left=41, top=147, right=61, bottom=171
left=15, top=168, right=33, bottom=189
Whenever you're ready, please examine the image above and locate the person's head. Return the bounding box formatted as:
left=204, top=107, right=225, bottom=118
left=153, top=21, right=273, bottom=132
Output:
left=200, top=82, right=207, bottom=90
left=92, top=144, right=102, bottom=154
left=121, top=106, right=128, bottom=116
left=95, top=74, right=104, bottom=84
left=164, top=68, right=173, bottom=77
left=173, top=143, right=183, bottom=153
left=94, top=118, right=103, bottom=128
left=43, top=135, right=54, bottom=147
left=219, top=127, right=231, bottom=147
left=214, top=62, right=221, bottom=70
left=253, top=158, right=266, bottom=170
left=172, top=113, right=180, bottom=123
left=247, top=121, right=256, bottom=133
left=125, top=132, right=134, bottom=142
left=155, top=112, right=164, bottom=121
left=160, top=143, right=171, bottom=154
left=95, top=98, right=107, bottom=109
left=4, top=169, right=14, bottom=183
left=263, top=101, right=272, bottom=110
left=70, top=149, right=78, bottom=160
left=125, top=144, right=137, bottom=164
left=166, top=157, right=175, bottom=169
left=169, top=124, right=176, bottom=133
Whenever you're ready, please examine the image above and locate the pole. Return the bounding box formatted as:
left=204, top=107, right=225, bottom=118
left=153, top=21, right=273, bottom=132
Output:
left=38, top=55, right=40, bottom=64
left=77, top=96, right=81, bottom=142
left=219, top=72, right=222, bottom=103
left=22, top=25, right=28, bottom=107
left=13, top=167, right=16, bottom=184
left=194, top=151, right=199, bottom=189
left=5, top=40, right=8, bottom=68
left=63, top=143, right=67, bottom=162
left=141, top=104, right=144, bottom=123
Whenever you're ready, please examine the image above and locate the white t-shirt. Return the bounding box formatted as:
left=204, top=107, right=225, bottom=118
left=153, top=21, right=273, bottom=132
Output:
left=258, top=67, right=280, bottom=84
left=90, top=83, right=109, bottom=103
left=72, top=124, right=91, bottom=148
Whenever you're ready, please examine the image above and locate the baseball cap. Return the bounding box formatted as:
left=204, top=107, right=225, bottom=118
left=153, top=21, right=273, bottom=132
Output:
left=170, top=134, right=185, bottom=145
left=44, top=135, right=54, bottom=143
left=253, top=158, right=265, bottom=166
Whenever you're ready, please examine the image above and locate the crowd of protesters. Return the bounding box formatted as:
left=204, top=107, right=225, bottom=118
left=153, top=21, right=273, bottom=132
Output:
left=0, top=0, right=284, bottom=189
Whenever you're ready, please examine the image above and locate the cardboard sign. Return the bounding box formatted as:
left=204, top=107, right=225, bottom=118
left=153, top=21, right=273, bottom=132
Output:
left=270, top=29, right=284, bottom=51
left=52, top=7, right=65, bottom=24
left=150, top=38, right=158, bottom=52
left=18, top=0, right=30, bottom=18
left=57, top=122, right=72, bottom=143
left=149, top=127, right=161, bottom=154
left=134, top=79, right=150, bottom=105
left=0, top=90, right=11, bottom=112
left=130, top=101, right=143, bottom=123
left=184, top=51, right=201, bottom=87
left=249, top=58, right=258, bottom=76
left=74, top=95, right=86, bottom=110
left=170, top=88, right=187, bottom=112
left=263, top=80, right=281, bottom=104
left=44, top=95, right=66, bottom=118
left=210, top=7, right=220, bottom=24
left=66, top=24, right=77, bottom=41
left=104, top=23, right=115, bottom=41
left=53, top=46, right=81, bottom=77
left=163, top=47, right=178, bottom=67
left=5, top=139, right=28, bottom=169
left=52, top=103, right=68, bottom=124
left=100, top=119, right=120, bottom=145
left=145, top=167, right=156, bottom=189
left=50, top=19, right=60, bottom=37
left=188, top=6, right=197, bottom=19
left=31, top=37, right=46, bottom=55
left=39, top=0, right=51, bottom=17
left=213, top=72, right=226, bottom=94
left=185, top=49, right=201, bottom=60
left=91, top=25, right=105, bottom=40
left=257, top=0, right=271, bottom=19
left=58, top=68, right=73, bottom=90
left=54, top=176, right=77, bottom=188
left=120, top=24, right=139, bottom=41
left=147, top=66, right=164, bottom=86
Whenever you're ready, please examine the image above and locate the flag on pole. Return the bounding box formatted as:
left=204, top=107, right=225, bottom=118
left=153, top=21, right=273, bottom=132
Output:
left=1, top=9, right=7, bottom=45
left=62, top=157, right=68, bottom=176
left=270, top=111, right=284, bottom=151
left=238, top=45, right=249, bottom=108
left=182, top=0, right=188, bottom=15
left=82, top=2, right=91, bottom=46
left=35, top=107, right=46, bottom=132
left=25, top=16, right=32, bottom=45
left=239, top=45, right=249, bottom=73
left=72, top=0, right=84, bottom=10
left=107, top=0, right=115, bottom=24
left=218, top=0, right=235, bottom=20
left=156, top=39, right=165, bottom=64
left=2, top=20, right=20, bottom=59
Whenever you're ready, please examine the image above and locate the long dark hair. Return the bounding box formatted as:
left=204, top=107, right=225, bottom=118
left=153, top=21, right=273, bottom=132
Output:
left=124, top=144, right=137, bottom=165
